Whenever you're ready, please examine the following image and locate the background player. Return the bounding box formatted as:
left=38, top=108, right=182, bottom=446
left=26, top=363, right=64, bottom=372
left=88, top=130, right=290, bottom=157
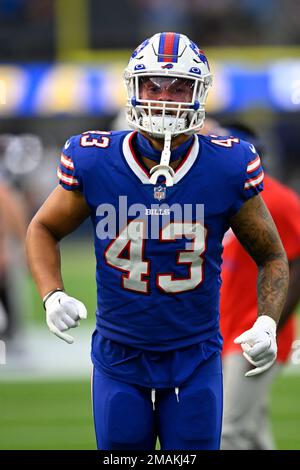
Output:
left=219, top=123, right=300, bottom=450
left=0, top=169, right=28, bottom=340
left=26, top=33, right=289, bottom=450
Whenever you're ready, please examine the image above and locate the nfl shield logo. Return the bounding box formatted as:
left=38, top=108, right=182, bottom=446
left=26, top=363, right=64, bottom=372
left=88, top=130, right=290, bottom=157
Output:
left=154, top=185, right=166, bottom=201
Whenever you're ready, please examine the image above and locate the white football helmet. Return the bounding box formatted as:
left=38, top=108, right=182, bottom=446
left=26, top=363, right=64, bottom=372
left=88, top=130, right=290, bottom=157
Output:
left=124, top=32, right=213, bottom=138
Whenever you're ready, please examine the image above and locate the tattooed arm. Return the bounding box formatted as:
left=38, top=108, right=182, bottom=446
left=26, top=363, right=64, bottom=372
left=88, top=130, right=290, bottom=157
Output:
left=277, top=257, right=300, bottom=331
left=228, top=194, right=289, bottom=376
left=230, top=194, right=289, bottom=324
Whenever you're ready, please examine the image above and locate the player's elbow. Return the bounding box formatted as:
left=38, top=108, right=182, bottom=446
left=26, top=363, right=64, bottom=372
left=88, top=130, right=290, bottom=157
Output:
left=26, top=216, right=40, bottom=246
left=26, top=215, right=60, bottom=253
left=259, top=245, right=288, bottom=269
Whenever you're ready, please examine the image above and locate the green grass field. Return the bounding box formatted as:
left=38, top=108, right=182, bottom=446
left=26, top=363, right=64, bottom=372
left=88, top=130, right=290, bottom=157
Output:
left=270, top=374, right=300, bottom=450
left=0, top=380, right=95, bottom=450
left=0, top=374, right=299, bottom=449
left=1, top=238, right=299, bottom=450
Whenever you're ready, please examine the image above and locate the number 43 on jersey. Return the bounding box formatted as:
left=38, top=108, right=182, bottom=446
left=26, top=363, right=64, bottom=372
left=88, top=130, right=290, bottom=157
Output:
left=105, top=220, right=207, bottom=295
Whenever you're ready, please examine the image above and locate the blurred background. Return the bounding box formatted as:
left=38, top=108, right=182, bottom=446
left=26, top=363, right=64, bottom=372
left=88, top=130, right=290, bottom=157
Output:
left=0, top=0, right=299, bottom=449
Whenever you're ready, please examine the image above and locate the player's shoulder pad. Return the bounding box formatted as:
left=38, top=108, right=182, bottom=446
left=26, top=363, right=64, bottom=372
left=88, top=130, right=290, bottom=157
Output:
left=201, top=134, right=261, bottom=167
left=61, top=130, right=131, bottom=164
left=62, top=130, right=130, bottom=155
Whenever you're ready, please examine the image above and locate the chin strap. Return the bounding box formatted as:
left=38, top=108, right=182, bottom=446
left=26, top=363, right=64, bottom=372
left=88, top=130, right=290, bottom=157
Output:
left=149, top=131, right=175, bottom=187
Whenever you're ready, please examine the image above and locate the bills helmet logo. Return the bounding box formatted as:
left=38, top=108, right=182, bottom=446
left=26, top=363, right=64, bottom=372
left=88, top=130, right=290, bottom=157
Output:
left=189, top=41, right=210, bottom=70
left=161, top=63, right=174, bottom=69
left=131, top=39, right=150, bottom=60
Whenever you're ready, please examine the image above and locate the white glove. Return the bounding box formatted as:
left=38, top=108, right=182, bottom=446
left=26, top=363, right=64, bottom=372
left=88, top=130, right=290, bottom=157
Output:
left=44, top=290, right=87, bottom=344
left=234, top=315, right=277, bottom=377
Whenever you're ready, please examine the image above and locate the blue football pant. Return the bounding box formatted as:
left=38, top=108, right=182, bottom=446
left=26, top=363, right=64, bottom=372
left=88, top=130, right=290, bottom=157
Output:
left=92, top=353, right=223, bottom=450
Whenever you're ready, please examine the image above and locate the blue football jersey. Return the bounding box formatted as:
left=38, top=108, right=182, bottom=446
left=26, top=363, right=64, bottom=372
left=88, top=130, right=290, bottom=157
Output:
left=58, top=130, right=263, bottom=386
left=58, top=130, right=263, bottom=348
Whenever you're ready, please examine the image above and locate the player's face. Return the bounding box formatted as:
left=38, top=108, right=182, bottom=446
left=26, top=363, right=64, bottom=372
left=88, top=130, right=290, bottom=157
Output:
left=139, top=76, right=194, bottom=114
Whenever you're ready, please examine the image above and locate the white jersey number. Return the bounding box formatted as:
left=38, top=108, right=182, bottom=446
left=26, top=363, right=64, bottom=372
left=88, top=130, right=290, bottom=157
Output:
left=157, top=222, right=206, bottom=293
left=80, top=131, right=111, bottom=148
left=105, top=220, right=206, bottom=294
left=210, top=137, right=240, bottom=148
left=105, top=220, right=149, bottom=293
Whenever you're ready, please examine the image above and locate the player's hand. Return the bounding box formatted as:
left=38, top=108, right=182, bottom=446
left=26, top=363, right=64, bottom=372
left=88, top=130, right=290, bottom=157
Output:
left=234, top=315, right=277, bottom=377
left=44, top=291, right=87, bottom=344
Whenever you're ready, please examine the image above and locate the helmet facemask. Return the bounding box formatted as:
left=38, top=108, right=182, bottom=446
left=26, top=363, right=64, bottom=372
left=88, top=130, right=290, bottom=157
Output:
left=125, top=72, right=212, bottom=139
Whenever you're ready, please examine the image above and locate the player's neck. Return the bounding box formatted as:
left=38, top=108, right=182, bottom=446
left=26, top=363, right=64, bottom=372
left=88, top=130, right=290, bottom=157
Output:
left=138, top=131, right=192, bottom=171
left=140, top=131, right=191, bottom=151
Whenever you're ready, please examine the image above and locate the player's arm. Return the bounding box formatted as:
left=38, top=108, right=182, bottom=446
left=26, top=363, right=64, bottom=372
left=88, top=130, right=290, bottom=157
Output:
left=26, top=185, right=90, bottom=297
left=230, top=193, right=288, bottom=325
left=26, top=185, right=91, bottom=343
left=229, top=194, right=289, bottom=376
left=277, top=256, right=300, bottom=331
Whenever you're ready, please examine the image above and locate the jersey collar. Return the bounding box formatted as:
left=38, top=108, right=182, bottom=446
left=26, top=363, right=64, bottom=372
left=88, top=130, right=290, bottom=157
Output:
left=122, top=131, right=199, bottom=184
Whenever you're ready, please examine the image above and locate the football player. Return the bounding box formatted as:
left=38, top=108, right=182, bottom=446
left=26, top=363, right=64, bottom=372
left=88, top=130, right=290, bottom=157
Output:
left=0, top=171, right=27, bottom=340
left=26, top=32, right=289, bottom=450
